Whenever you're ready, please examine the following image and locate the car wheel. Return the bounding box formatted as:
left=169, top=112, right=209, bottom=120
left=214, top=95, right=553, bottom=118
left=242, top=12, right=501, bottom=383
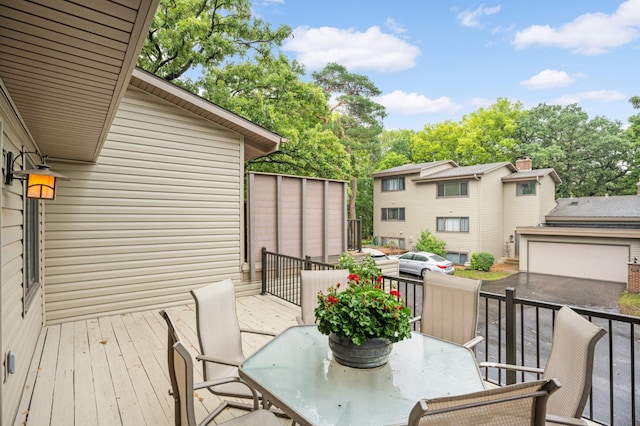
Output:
left=420, top=268, right=428, bottom=278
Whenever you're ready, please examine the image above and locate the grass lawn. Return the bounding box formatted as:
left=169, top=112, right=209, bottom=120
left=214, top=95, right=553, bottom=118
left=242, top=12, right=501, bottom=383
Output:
left=619, top=291, right=640, bottom=316
left=454, top=268, right=515, bottom=281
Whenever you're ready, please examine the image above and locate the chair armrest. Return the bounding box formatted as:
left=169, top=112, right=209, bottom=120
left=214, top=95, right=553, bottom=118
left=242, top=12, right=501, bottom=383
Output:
left=194, top=377, right=259, bottom=410
left=196, top=354, right=241, bottom=367
left=463, top=335, right=484, bottom=349
left=409, top=315, right=421, bottom=325
left=545, top=414, right=588, bottom=425
left=478, top=361, right=544, bottom=375
left=240, top=328, right=277, bottom=337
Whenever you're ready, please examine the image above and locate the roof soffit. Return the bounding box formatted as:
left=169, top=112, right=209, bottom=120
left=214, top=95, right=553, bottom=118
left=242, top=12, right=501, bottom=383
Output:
left=0, top=0, right=159, bottom=162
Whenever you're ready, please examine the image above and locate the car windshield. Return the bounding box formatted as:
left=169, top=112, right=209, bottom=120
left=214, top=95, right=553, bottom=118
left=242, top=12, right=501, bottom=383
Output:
left=430, top=254, right=447, bottom=262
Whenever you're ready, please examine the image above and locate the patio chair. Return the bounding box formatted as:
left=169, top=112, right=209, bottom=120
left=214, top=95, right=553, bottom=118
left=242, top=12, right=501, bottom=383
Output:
left=480, top=305, right=606, bottom=425
left=169, top=336, right=280, bottom=426
left=410, top=273, right=484, bottom=349
left=408, top=378, right=561, bottom=426
left=296, top=269, right=350, bottom=325
left=190, top=279, right=277, bottom=417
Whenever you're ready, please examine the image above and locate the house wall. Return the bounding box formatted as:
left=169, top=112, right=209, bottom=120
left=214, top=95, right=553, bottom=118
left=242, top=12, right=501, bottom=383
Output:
left=1, top=87, right=44, bottom=425
left=431, top=180, right=480, bottom=257
left=373, top=172, right=425, bottom=249
left=477, top=168, right=510, bottom=259
left=503, top=175, right=558, bottom=257
left=43, top=86, right=248, bottom=324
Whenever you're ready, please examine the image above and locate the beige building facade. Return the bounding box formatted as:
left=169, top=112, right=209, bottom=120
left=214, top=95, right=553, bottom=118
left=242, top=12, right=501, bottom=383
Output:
left=372, top=158, right=561, bottom=265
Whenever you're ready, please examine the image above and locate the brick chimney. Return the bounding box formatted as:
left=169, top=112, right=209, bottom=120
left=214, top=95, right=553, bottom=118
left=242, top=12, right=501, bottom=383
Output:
left=516, top=156, right=532, bottom=171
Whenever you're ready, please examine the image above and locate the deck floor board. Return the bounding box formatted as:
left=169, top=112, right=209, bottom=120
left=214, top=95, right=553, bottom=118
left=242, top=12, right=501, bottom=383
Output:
left=16, top=294, right=299, bottom=425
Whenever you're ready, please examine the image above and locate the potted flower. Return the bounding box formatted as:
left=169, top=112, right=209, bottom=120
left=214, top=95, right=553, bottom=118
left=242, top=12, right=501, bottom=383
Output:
left=314, top=255, right=412, bottom=368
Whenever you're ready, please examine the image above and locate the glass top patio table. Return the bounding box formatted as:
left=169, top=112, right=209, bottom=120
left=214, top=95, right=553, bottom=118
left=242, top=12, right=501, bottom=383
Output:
left=239, top=325, right=485, bottom=426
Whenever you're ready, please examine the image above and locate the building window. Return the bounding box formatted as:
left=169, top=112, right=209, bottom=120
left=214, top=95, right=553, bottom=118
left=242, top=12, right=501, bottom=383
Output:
left=445, top=252, right=468, bottom=265
left=381, top=207, right=405, bottom=221
left=380, top=237, right=406, bottom=249
left=23, top=196, right=41, bottom=314
left=437, top=181, right=468, bottom=197
left=516, top=182, right=536, bottom=196
left=436, top=217, right=469, bottom=232
left=381, top=177, right=405, bottom=192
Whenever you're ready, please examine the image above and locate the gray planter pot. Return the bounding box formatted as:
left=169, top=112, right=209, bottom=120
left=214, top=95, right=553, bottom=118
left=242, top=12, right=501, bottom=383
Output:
left=328, top=333, right=393, bottom=368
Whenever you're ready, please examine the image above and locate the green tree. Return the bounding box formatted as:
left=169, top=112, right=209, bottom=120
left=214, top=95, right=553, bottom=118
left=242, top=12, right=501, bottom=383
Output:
left=312, top=63, right=387, bottom=220
left=515, top=104, right=632, bottom=197
left=139, top=0, right=291, bottom=82
left=377, top=152, right=411, bottom=171
left=379, top=129, right=415, bottom=160
left=414, top=230, right=447, bottom=257
left=411, top=98, right=522, bottom=165
left=139, top=0, right=352, bottom=180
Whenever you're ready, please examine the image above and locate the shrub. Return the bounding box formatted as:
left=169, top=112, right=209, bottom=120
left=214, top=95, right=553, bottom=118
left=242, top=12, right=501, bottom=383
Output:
left=415, top=230, right=447, bottom=257
left=336, top=252, right=381, bottom=282
left=470, top=252, right=494, bottom=272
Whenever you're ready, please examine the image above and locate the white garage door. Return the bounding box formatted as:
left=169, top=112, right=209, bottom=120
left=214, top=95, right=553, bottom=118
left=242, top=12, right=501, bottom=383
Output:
left=528, top=241, right=628, bottom=283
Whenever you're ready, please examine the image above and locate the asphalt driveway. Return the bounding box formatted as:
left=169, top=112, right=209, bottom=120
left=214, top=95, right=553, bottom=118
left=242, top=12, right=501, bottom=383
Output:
left=480, top=272, right=626, bottom=312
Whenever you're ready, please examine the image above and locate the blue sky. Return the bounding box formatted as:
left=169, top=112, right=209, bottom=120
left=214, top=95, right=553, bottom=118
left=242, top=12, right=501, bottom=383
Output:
left=252, top=0, right=639, bottom=131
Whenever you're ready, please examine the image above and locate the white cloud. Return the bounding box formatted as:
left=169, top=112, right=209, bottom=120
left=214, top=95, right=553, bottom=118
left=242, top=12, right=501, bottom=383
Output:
left=283, top=26, right=420, bottom=72
left=513, top=0, right=640, bottom=55
left=550, top=90, right=627, bottom=105
left=521, top=70, right=575, bottom=90
left=457, top=5, right=502, bottom=28
left=384, top=18, right=406, bottom=34
left=375, top=90, right=462, bottom=115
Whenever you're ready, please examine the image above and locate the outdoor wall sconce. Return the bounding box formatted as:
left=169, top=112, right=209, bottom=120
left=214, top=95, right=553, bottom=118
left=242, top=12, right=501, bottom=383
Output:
left=4, top=150, right=68, bottom=200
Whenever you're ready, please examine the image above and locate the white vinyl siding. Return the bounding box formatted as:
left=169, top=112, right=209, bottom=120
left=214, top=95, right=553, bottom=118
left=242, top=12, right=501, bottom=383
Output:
left=1, top=102, right=45, bottom=426
left=43, top=87, right=245, bottom=323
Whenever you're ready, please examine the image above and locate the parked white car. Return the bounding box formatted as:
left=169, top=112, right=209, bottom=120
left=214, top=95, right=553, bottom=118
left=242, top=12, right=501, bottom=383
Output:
left=360, top=247, right=390, bottom=260
left=392, top=251, right=454, bottom=277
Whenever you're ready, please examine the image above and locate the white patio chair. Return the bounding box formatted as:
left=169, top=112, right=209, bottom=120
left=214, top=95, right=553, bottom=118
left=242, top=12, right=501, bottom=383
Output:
left=190, top=279, right=277, bottom=419
left=407, top=378, right=561, bottom=426
left=296, top=269, right=350, bottom=325
left=169, top=337, right=280, bottom=425
left=410, top=273, right=484, bottom=349
left=480, top=305, right=606, bottom=425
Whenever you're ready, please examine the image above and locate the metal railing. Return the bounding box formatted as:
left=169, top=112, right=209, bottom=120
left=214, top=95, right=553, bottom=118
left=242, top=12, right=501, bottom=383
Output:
left=261, top=249, right=640, bottom=425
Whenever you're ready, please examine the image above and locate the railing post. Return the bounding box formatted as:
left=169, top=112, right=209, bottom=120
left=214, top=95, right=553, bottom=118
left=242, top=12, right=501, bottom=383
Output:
left=357, top=217, right=362, bottom=252
left=261, top=247, right=267, bottom=295
left=505, top=287, right=517, bottom=385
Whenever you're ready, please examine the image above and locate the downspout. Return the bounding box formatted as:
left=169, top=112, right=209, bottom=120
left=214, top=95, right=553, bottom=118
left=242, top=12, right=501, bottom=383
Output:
left=474, top=174, right=481, bottom=257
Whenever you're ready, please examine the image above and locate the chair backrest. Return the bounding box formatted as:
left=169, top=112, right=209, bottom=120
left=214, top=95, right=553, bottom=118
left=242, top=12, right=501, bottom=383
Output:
left=191, top=278, right=245, bottom=382
left=421, top=273, right=482, bottom=345
left=172, top=340, right=198, bottom=426
left=160, top=309, right=190, bottom=426
left=298, top=269, right=350, bottom=325
left=408, top=378, right=560, bottom=426
left=542, top=305, right=606, bottom=418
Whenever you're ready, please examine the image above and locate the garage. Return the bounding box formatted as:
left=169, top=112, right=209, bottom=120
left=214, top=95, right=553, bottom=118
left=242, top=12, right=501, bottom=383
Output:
left=528, top=241, right=629, bottom=283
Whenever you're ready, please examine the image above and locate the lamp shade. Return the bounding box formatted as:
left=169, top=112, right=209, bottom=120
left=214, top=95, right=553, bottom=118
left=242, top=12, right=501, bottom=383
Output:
left=13, top=164, right=67, bottom=200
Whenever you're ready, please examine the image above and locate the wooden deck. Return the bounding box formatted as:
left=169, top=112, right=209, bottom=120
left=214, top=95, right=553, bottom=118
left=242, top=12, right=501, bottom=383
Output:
left=15, top=294, right=300, bottom=426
